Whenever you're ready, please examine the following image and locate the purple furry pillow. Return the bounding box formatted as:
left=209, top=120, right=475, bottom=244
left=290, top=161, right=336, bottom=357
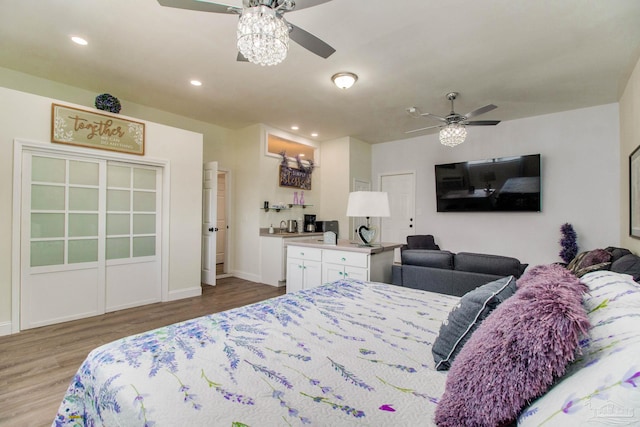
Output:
left=435, top=265, right=590, bottom=427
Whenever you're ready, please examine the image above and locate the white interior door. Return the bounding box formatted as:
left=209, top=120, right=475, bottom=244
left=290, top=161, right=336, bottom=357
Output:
left=104, top=162, right=162, bottom=312
left=21, top=153, right=103, bottom=329
left=380, top=172, right=416, bottom=244
left=20, top=151, right=162, bottom=329
left=202, top=161, right=218, bottom=286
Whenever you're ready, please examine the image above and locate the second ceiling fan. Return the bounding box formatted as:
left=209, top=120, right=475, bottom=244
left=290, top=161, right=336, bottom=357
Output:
left=157, top=0, right=336, bottom=66
left=406, top=92, right=501, bottom=146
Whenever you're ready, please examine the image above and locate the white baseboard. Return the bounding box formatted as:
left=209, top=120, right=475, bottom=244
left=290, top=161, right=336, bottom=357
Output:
left=166, top=286, right=202, bottom=301
left=0, top=321, right=13, bottom=337
left=231, top=270, right=262, bottom=284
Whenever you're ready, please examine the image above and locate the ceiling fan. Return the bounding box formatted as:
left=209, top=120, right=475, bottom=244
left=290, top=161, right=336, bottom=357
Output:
left=406, top=92, right=501, bottom=146
left=157, top=0, right=336, bottom=66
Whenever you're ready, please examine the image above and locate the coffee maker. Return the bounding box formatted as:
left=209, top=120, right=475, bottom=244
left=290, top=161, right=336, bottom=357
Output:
left=303, top=214, right=316, bottom=232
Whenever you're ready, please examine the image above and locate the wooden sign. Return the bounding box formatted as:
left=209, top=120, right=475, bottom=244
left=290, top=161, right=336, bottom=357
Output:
left=51, top=103, right=145, bottom=155
left=279, top=165, right=312, bottom=190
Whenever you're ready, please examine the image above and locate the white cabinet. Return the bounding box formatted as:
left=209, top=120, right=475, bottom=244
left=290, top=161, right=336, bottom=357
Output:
left=322, top=250, right=369, bottom=282
left=286, top=246, right=323, bottom=293
left=260, top=235, right=315, bottom=287
left=286, top=242, right=399, bottom=293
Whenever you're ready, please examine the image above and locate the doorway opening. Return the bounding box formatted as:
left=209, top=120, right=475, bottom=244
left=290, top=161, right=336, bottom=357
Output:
left=216, top=170, right=231, bottom=278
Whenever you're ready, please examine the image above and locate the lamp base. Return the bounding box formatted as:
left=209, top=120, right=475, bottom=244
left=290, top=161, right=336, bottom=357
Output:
left=357, top=225, right=377, bottom=246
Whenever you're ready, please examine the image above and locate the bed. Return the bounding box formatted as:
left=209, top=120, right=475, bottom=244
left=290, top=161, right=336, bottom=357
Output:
left=54, top=269, right=640, bottom=426
left=53, top=279, right=459, bottom=426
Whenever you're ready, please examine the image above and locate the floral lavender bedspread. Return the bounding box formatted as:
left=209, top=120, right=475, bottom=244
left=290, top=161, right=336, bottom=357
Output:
left=53, top=280, right=458, bottom=426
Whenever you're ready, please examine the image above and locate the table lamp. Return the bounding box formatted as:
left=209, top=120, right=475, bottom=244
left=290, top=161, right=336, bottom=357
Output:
left=346, top=191, right=390, bottom=246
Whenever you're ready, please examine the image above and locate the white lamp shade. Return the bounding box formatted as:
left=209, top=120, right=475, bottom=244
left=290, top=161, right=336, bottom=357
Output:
left=346, top=191, right=390, bottom=217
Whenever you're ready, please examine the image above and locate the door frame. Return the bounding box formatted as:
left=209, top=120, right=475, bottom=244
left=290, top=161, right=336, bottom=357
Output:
left=12, top=139, right=171, bottom=333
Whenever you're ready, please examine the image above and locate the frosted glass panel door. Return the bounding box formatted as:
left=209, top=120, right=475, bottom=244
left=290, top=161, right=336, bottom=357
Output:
left=21, top=154, right=103, bottom=329
left=21, top=152, right=162, bottom=329
left=105, top=163, right=161, bottom=311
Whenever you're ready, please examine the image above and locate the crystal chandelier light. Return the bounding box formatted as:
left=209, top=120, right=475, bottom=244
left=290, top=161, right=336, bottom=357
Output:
left=439, top=123, right=467, bottom=147
left=237, top=6, right=290, bottom=66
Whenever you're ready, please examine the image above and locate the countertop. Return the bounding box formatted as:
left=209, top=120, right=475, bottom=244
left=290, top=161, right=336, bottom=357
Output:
left=285, top=239, right=402, bottom=254
left=259, top=228, right=324, bottom=238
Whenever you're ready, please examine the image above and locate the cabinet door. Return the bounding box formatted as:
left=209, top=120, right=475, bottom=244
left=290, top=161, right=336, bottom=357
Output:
left=303, top=260, right=323, bottom=290
left=344, top=266, right=368, bottom=281
left=323, top=263, right=347, bottom=283
left=286, top=259, right=304, bottom=293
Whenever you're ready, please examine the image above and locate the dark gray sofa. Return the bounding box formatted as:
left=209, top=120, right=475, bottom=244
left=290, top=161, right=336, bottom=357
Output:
left=392, top=249, right=527, bottom=296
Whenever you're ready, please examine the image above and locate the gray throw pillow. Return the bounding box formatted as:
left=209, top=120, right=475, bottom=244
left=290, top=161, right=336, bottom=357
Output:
left=432, top=276, right=517, bottom=371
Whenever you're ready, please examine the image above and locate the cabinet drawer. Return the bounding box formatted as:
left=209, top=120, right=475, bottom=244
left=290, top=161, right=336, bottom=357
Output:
left=323, top=250, right=368, bottom=268
left=287, top=246, right=322, bottom=262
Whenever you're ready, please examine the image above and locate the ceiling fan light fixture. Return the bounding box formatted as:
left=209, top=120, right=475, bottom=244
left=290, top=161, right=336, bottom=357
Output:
left=331, top=72, right=358, bottom=89
left=237, top=6, right=289, bottom=66
left=439, top=123, right=467, bottom=147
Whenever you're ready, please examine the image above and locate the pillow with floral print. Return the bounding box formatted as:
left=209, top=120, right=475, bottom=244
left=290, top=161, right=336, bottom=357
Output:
left=518, top=270, right=640, bottom=426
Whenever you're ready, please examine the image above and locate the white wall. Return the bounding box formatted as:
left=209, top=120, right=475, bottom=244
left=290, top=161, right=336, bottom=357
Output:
left=0, top=87, right=203, bottom=333
left=372, top=103, right=620, bottom=267
left=620, top=56, right=640, bottom=253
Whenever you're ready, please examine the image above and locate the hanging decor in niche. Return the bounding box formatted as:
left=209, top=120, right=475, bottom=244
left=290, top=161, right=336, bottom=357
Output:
left=279, top=151, right=313, bottom=190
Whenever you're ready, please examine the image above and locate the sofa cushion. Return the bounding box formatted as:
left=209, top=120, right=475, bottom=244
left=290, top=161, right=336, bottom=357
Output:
left=406, top=234, right=440, bottom=250
left=432, top=276, right=517, bottom=371
left=454, top=252, right=526, bottom=277
left=435, top=264, right=589, bottom=427
left=610, top=253, right=640, bottom=282
left=518, top=270, right=640, bottom=426
left=401, top=249, right=453, bottom=269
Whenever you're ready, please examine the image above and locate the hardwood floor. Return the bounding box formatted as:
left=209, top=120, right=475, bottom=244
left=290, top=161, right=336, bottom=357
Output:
left=0, top=277, right=285, bottom=427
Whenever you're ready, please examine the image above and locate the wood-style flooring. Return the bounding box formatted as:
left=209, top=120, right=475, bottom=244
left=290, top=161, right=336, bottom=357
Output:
left=0, top=277, right=285, bottom=427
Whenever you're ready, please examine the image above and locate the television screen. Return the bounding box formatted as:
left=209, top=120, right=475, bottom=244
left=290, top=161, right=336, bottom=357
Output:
left=435, top=154, right=541, bottom=212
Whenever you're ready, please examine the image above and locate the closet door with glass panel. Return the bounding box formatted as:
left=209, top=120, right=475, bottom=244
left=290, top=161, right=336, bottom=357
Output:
left=21, top=154, right=104, bottom=329
left=105, top=163, right=161, bottom=312
left=20, top=152, right=162, bottom=329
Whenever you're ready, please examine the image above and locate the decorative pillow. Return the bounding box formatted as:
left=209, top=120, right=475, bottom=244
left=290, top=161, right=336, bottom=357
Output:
left=518, top=270, right=640, bottom=426
left=610, top=253, right=640, bottom=282
left=432, top=276, right=517, bottom=371
left=604, top=246, right=632, bottom=263
left=567, top=249, right=612, bottom=277
left=434, top=264, right=590, bottom=427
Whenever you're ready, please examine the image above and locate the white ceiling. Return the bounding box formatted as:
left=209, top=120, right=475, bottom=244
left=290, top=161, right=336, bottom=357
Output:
left=1, top=0, right=639, bottom=144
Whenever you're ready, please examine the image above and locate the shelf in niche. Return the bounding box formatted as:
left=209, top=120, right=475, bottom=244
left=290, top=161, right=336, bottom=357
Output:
left=262, top=204, right=312, bottom=212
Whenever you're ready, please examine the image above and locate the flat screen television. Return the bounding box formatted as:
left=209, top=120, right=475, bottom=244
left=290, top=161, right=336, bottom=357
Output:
left=435, top=154, right=541, bottom=212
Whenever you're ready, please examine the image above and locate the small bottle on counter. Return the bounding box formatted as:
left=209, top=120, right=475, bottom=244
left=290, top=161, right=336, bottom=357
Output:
left=269, top=224, right=274, bottom=234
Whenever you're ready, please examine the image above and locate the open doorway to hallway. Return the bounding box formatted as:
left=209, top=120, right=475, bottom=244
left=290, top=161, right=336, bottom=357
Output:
left=216, top=170, right=231, bottom=278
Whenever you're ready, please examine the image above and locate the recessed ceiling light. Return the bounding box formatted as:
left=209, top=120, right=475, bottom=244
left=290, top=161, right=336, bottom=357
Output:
left=190, top=80, right=202, bottom=86
left=71, top=36, right=88, bottom=46
left=311, top=132, right=318, bottom=137
left=291, top=125, right=299, bottom=130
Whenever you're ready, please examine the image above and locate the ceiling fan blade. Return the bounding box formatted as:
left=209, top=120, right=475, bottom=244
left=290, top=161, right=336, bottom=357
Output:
left=464, top=120, right=501, bottom=126
left=288, top=23, right=335, bottom=58
left=281, top=0, right=333, bottom=12
left=157, top=0, right=240, bottom=14
left=237, top=51, right=249, bottom=62
left=405, top=124, right=443, bottom=134
left=463, top=104, right=497, bottom=120
left=420, top=112, right=448, bottom=123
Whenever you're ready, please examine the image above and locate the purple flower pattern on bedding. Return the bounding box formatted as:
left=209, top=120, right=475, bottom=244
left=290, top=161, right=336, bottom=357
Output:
left=53, top=280, right=459, bottom=426
left=518, top=270, right=640, bottom=426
